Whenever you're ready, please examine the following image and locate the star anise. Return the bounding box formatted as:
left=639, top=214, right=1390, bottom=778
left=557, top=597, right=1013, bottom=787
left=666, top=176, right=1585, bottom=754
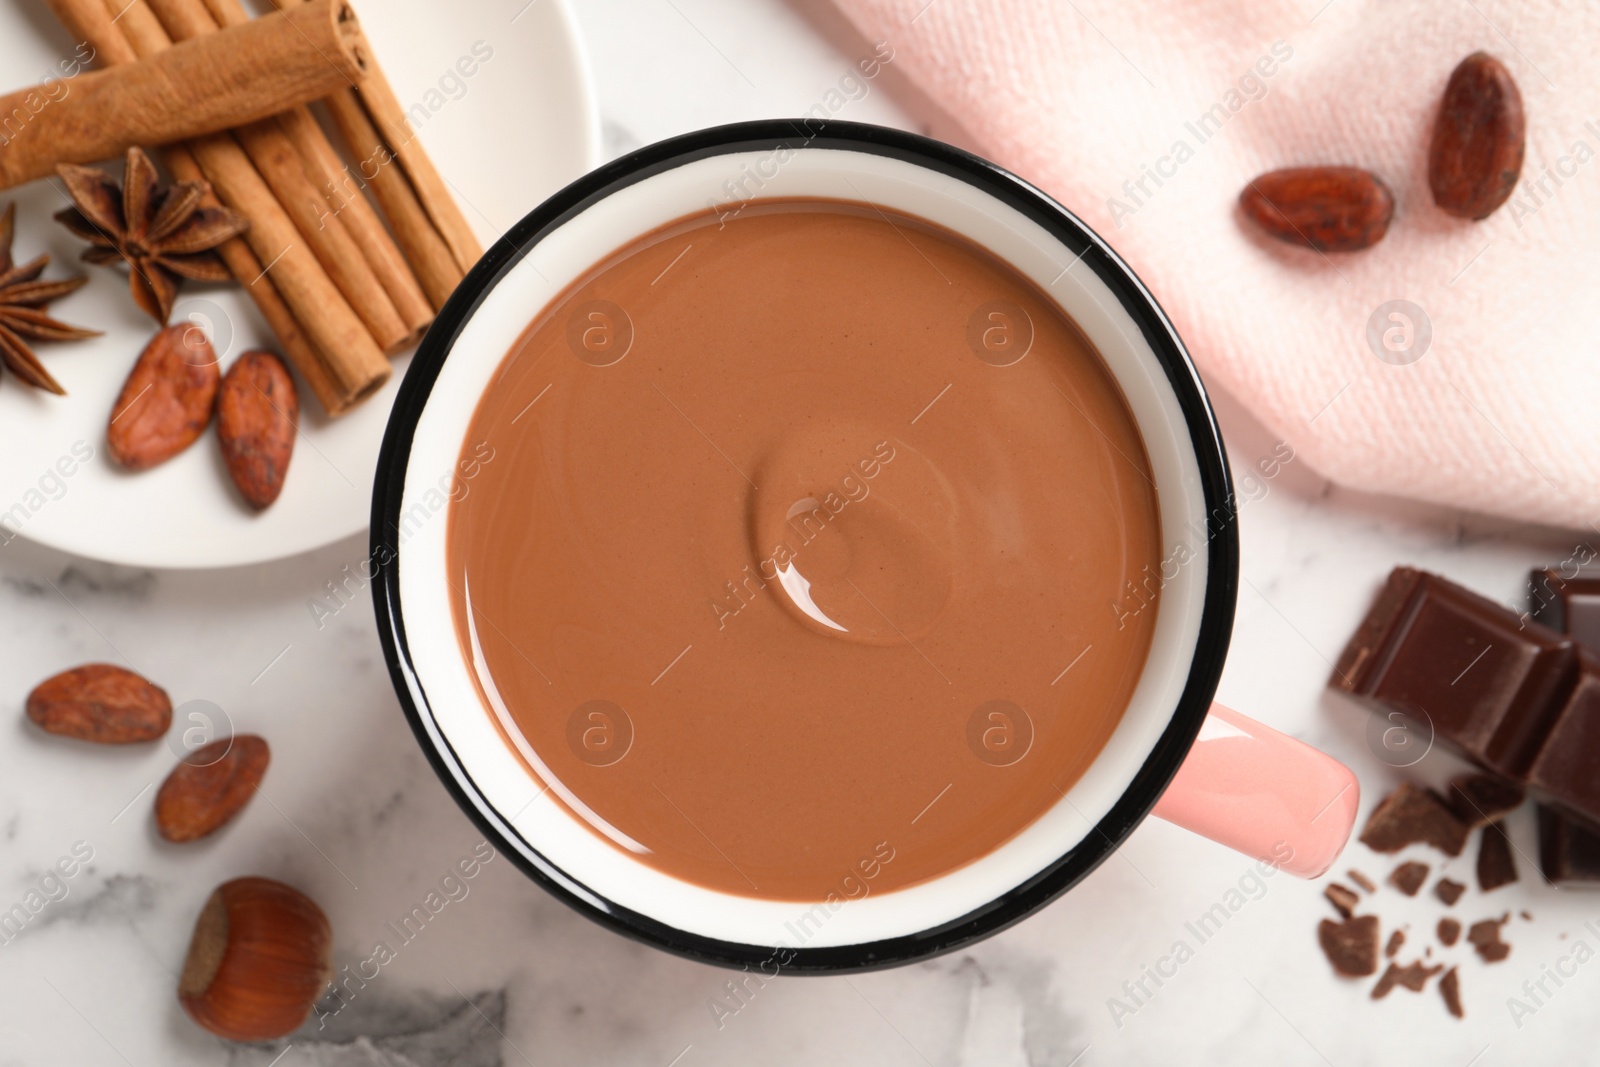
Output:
left=54, top=147, right=248, bottom=325
left=0, top=201, right=99, bottom=395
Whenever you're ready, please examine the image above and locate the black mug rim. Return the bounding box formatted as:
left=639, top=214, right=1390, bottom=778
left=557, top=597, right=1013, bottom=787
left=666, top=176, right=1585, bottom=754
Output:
left=370, top=118, right=1239, bottom=975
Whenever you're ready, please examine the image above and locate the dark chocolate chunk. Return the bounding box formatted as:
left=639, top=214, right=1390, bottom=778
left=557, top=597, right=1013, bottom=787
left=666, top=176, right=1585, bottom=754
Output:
left=1528, top=570, right=1600, bottom=648
left=1438, top=917, right=1461, bottom=946
left=1338, top=567, right=1600, bottom=834
left=1385, top=929, right=1405, bottom=958
left=1435, top=877, right=1467, bottom=905
left=1348, top=869, right=1377, bottom=893
left=1360, top=783, right=1471, bottom=856
left=1448, top=773, right=1525, bottom=828
left=1440, top=966, right=1464, bottom=1018
left=1372, top=959, right=1443, bottom=999
left=1528, top=575, right=1600, bottom=888
left=1319, top=915, right=1380, bottom=977
left=1325, top=882, right=1360, bottom=919
left=1536, top=804, right=1600, bottom=885
left=1388, top=860, right=1430, bottom=896
left=1524, top=654, right=1600, bottom=824
left=1477, top=822, right=1519, bottom=891
left=1334, top=567, right=1578, bottom=781
left=1467, top=915, right=1511, bottom=962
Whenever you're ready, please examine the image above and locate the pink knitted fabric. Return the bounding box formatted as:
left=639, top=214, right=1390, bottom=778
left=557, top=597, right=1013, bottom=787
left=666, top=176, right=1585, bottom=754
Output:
left=830, top=0, right=1600, bottom=528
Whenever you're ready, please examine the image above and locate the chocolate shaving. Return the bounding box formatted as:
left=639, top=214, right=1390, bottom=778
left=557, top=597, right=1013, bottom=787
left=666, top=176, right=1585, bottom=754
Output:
left=1388, top=860, right=1430, bottom=896
left=1348, top=869, right=1377, bottom=893
left=1385, top=929, right=1406, bottom=958
left=1467, top=915, right=1511, bottom=962
left=1319, top=915, right=1380, bottom=977
left=1434, top=878, right=1467, bottom=906
left=1440, top=966, right=1463, bottom=1018
left=1325, top=883, right=1360, bottom=919
left=1449, top=774, right=1525, bottom=829
left=1372, top=959, right=1443, bottom=999
left=1360, top=783, right=1470, bottom=856
left=1438, top=917, right=1461, bottom=946
left=1477, top=823, right=1519, bottom=891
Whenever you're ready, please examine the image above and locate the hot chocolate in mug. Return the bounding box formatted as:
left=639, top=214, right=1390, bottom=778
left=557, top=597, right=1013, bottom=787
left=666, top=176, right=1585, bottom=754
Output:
left=371, top=120, right=1359, bottom=972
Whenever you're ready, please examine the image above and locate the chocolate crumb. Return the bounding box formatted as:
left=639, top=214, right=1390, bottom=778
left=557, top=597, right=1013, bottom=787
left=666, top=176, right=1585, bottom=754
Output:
left=1325, top=882, right=1360, bottom=918
left=1389, top=860, right=1430, bottom=896
left=1440, top=966, right=1463, bottom=1018
left=1360, top=784, right=1471, bottom=856
left=1372, top=959, right=1443, bottom=999
left=1435, top=878, right=1467, bottom=906
left=1521, top=910, right=1533, bottom=921
left=1438, top=917, right=1461, bottom=946
left=1467, top=915, right=1512, bottom=963
left=1477, top=823, right=1519, bottom=891
left=1319, top=915, right=1380, bottom=977
left=1349, top=869, right=1377, bottom=893
left=1448, top=774, right=1525, bottom=829
left=1385, top=929, right=1406, bottom=958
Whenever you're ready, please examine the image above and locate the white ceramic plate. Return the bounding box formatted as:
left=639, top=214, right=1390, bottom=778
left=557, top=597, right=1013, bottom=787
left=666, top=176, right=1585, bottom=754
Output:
left=0, top=0, right=599, bottom=568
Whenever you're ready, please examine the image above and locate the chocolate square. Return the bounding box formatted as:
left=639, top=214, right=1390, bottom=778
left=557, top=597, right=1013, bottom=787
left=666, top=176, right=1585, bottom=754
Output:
left=1537, top=804, right=1600, bottom=886
left=1525, top=652, right=1600, bottom=823
left=1335, top=568, right=1575, bottom=779
left=1529, top=571, right=1600, bottom=648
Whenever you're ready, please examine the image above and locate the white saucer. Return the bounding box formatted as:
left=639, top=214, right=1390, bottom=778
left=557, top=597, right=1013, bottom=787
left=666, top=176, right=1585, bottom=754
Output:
left=0, top=0, right=600, bottom=568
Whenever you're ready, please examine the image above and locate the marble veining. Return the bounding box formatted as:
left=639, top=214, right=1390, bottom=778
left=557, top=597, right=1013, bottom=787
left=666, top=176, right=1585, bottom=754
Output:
left=241, top=989, right=509, bottom=1067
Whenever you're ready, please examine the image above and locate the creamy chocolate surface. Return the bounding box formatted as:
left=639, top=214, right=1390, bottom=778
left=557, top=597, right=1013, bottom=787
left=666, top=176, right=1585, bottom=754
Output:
left=446, top=199, right=1160, bottom=900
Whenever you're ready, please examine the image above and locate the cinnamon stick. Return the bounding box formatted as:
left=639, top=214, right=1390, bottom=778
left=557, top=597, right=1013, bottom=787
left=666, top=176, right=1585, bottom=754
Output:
left=164, top=151, right=332, bottom=407
left=92, top=0, right=390, bottom=414
left=266, top=0, right=479, bottom=308
left=42, top=0, right=384, bottom=415
left=281, top=106, right=433, bottom=344
left=355, top=61, right=483, bottom=274
left=0, top=0, right=367, bottom=190
left=141, top=0, right=410, bottom=354
left=194, top=0, right=432, bottom=346
left=322, top=88, right=461, bottom=308
left=233, top=116, right=410, bottom=351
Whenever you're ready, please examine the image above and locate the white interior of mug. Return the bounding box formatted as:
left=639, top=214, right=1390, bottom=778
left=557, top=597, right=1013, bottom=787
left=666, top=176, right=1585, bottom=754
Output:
left=396, top=146, right=1212, bottom=948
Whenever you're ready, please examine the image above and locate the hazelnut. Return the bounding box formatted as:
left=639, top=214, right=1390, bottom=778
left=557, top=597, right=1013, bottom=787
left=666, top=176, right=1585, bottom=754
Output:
left=178, top=877, right=332, bottom=1041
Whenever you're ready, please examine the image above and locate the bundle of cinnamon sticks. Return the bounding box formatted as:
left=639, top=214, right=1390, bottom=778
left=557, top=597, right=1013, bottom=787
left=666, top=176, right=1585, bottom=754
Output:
left=39, top=0, right=483, bottom=415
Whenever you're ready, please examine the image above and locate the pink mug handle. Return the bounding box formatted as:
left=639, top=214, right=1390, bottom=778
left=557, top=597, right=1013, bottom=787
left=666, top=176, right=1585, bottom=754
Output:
left=1151, top=702, right=1359, bottom=878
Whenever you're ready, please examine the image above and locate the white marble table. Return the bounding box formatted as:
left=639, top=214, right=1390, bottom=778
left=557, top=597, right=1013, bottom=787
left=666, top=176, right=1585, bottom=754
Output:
left=1, top=1, right=1593, bottom=1064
